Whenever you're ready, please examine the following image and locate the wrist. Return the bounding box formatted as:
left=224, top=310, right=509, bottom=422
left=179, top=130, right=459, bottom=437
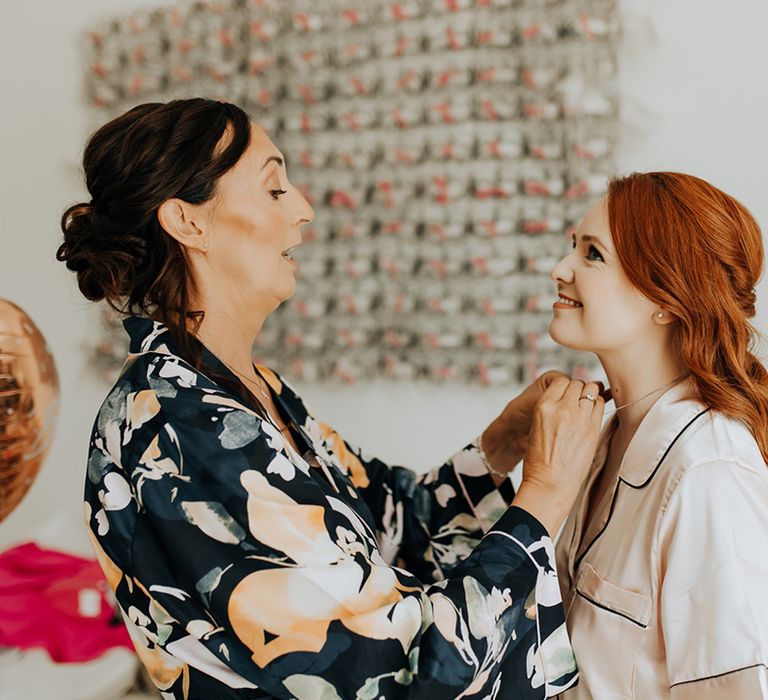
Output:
left=480, top=419, right=526, bottom=476
left=512, top=480, right=572, bottom=537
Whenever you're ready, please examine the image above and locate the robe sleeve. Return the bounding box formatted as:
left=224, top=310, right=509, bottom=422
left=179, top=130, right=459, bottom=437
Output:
left=316, top=420, right=519, bottom=582
left=659, top=459, right=768, bottom=699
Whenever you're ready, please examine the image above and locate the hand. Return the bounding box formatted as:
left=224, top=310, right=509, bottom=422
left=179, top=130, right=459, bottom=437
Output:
left=512, top=376, right=605, bottom=536
left=482, top=371, right=597, bottom=477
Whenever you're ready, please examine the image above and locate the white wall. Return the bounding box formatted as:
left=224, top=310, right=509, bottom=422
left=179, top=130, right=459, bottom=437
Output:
left=1, top=0, right=767, bottom=554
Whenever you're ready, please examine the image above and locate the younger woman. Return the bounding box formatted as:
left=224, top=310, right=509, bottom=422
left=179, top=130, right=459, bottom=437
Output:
left=550, top=172, right=768, bottom=699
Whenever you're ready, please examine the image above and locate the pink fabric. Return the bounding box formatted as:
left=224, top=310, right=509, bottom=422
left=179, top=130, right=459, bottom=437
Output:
left=0, top=542, right=132, bottom=662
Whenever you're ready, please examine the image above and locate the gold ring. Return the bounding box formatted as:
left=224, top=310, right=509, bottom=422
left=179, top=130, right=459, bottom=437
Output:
left=580, top=392, right=597, bottom=402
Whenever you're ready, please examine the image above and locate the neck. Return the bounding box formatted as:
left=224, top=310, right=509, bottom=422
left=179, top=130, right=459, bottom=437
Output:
left=599, top=342, right=687, bottom=437
left=190, top=293, right=270, bottom=380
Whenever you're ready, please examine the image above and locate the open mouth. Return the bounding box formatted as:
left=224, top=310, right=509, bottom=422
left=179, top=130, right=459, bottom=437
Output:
left=556, top=293, right=583, bottom=308
left=282, top=244, right=300, bottom=262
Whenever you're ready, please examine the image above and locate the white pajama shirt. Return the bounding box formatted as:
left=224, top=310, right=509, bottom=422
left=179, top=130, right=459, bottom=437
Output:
left=556, top=379, right=768, bottom=699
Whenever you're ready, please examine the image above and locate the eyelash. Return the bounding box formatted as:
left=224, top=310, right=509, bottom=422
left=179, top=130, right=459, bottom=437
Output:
left=270, top=189, right=287, bottom=200
left=586, top=245, right=604, bottom=262
left=571, top=238, right=604, bottom=262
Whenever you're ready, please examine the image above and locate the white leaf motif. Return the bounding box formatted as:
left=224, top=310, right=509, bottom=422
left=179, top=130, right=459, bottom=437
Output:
left=266, top=453, right=296, bottom=480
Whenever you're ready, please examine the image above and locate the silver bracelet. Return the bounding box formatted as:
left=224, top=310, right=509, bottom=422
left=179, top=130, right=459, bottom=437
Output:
left=477, top=433, right=508, bottom=479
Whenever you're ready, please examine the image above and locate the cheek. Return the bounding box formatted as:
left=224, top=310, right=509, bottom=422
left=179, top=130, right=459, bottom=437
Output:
left=222, top=211, right=285, bottom=261
left=550, top=277, right=654, bottom=349
left=582, top=288, right=655, bottom=344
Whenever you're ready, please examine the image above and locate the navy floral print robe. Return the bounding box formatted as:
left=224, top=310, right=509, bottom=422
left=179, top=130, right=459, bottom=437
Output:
left=84, top=317, right=577, bottom=699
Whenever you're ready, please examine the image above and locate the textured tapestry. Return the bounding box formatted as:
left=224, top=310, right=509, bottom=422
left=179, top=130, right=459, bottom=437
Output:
left=84, top=0, right=618, bottom=385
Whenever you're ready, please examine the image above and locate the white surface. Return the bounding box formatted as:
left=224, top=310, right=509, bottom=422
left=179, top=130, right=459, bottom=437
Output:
left=1, top=0, right=767, bottom=555
left=0, top=647, right=138, bottom=700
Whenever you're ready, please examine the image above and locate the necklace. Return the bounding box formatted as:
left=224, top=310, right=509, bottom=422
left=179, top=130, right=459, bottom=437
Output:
left=605, top=374, right=688, bottom=415
left=200, top=345, right=342, bottom=494
left=194, top=334, right=272, bottom=401
left=223, top=363, right=271, bottom=401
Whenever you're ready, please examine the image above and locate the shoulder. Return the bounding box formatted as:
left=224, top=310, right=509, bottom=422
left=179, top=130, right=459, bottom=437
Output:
left=674, top=409, right=765, bottom=477
left=660, top=412, right=768, bottom=526
left=92, top=350, right=224, bottom=435
left=90, top=351, right=261, bottom=473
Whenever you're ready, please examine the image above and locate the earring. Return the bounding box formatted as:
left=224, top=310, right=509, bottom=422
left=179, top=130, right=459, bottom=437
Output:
left=656, top=312, right=664, bottom=318
left=203, top=242, right=209, bottom=252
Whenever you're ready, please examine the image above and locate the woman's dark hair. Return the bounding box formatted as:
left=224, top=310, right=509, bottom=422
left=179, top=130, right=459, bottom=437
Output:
left=57, top=98, right=258, bottom=401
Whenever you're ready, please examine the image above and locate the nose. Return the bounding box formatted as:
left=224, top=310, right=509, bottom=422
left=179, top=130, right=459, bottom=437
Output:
left=550, top=249, right=575, bottom=285
left=292, top=185, right=314, bottom=226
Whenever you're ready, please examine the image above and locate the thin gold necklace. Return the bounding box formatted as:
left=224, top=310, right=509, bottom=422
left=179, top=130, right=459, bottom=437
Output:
left=205, top=347, right=342, bottom=494
left=223, top=365, right=292, bottom=432
left=195, top=334, right=272, bottom=401
left=226, top=364, right=271, bottom=402
left=605, top=374, right=688, bottom=416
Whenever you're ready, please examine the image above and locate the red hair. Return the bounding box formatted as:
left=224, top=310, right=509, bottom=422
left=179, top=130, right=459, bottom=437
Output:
left=607, top=172, right=768, bottom=462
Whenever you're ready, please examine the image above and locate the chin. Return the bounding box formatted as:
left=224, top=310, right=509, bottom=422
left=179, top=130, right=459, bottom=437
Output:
left=276, top=280, right=297, bottom=303
left=548, top=319, right=588, bottom=351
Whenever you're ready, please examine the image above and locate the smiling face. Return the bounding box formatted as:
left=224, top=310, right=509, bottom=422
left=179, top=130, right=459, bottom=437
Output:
left=549, top=198, right=661, bottom=355
left=194, top=123, right=314, bottom=315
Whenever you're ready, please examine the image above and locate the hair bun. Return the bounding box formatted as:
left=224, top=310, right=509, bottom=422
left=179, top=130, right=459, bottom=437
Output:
left=57, top=201, right=141, bottom=304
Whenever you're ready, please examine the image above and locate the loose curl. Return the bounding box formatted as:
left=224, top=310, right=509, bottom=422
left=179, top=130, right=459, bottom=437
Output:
left=607, top=172, right=768, bottom=462
left=57, top=98, right=254, bottom=399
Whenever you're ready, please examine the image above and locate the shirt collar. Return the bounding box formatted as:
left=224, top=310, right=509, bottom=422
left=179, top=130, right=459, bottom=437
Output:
left=122, top=316, right=234, bottom=380
left=617, top=377, right=709, bottom=488
left=123, top=316, right=173, bottom=355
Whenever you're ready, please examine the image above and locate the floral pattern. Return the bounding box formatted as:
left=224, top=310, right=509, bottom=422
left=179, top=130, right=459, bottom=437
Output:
left=84, top=317, right=577, bottom=699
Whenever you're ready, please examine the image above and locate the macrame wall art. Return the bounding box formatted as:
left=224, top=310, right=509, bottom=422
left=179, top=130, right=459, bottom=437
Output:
left=85, top=0, right=618, bottom=385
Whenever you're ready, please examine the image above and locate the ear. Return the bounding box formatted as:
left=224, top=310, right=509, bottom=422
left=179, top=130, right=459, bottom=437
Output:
left=653, top=310, right=675, bottom=326
left=157, top=198, right=207, bottom=254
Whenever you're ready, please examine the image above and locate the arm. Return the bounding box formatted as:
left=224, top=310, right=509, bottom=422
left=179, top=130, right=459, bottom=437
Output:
left=88, top=385, right=577, bottom=699
left=297, top=370, right=583, bottom=581
left=315, top=420, right=518, bottom=582
left=659, top=459, right=768, bottom=699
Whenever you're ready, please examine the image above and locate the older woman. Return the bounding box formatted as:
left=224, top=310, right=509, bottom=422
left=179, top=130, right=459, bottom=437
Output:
left=58, top=98, right=604, bottom=699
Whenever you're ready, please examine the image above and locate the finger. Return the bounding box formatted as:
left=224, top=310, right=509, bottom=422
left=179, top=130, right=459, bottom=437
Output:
left=584, top=378, right=611, bottom=402
left=578, top=381, right=601, bottom=410
left=542, top=374, right=572, bottom=401
left=591, top=396, right=606, bottom=425
left=537, top=370, right=569, bottom=392
left=562, top=378, right=586, bottom=404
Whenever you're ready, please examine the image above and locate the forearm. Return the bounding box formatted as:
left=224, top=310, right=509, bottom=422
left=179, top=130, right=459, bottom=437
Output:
left=480, top=417, right=526, bottom=477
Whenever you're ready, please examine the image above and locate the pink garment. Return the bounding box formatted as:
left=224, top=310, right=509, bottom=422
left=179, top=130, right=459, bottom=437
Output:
left=0, top=542, right=132, bottom=662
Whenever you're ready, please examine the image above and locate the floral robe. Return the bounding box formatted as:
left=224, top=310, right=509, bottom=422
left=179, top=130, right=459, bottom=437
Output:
left=84, top=317, right=577, bottom=699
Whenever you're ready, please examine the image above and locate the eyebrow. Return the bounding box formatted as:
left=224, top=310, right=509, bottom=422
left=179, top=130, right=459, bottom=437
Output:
left=580, top=234, right=609, bottom=249
left=261, top=155, right=284, bottom=170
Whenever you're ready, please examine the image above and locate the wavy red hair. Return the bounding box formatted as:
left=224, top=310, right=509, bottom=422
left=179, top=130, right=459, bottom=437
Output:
left=606, top=172, right=768, bottom=462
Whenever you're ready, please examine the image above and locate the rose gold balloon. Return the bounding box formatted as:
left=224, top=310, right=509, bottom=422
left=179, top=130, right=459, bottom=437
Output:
left=0, top=300, right=59, bottom=522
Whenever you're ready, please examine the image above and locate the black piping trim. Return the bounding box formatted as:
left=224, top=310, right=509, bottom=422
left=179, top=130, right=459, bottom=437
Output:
left=575, top=478, right=622, bottom=567
left=624, top=408, right=711, bottom=489
left=670, top=663, right=768, bottom=687
left=575, top=590, right=648, bottom=629
left=575, top=408, right=710, bottom=568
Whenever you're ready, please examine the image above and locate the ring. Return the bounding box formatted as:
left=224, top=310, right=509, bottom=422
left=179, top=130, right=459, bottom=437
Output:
left=580, top=392, right=597, bottom=402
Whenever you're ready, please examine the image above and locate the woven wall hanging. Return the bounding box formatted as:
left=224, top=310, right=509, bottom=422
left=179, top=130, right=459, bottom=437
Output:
left=84, top=0, right=618, bottom=385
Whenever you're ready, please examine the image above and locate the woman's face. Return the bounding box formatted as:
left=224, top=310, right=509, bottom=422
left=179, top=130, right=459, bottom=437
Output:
left=197, top=123, right=314, bottom=313
left=549, top=198, right=660, bottom=355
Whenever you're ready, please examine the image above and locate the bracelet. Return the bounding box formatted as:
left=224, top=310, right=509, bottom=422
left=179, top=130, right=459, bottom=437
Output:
left=477, top=433, right=509, bottom=479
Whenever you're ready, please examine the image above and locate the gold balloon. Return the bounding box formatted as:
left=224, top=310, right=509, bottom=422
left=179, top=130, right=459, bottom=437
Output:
left=0, top=300, right=59, bottom=522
